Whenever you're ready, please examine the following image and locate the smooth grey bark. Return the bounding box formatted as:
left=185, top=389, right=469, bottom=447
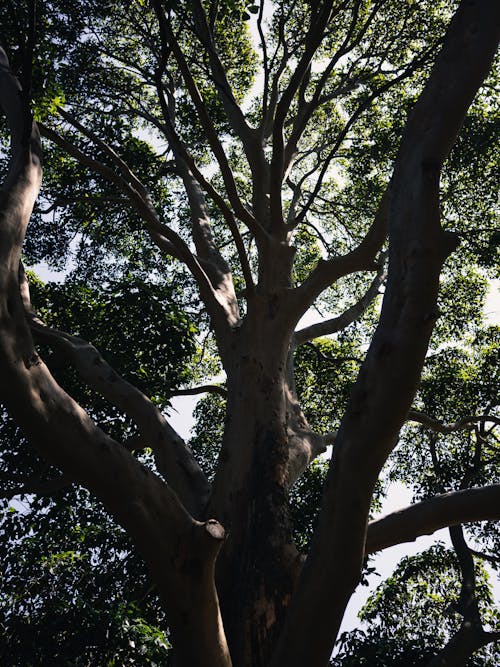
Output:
left=365, top=485, right=500, bottom=555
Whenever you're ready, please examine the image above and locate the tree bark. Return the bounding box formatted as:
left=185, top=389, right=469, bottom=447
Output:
left=206, top=295, right=299, bottom=666
left=365, top=485, right=500, bottom=554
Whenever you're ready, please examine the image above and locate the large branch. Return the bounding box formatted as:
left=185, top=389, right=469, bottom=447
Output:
left=0, top=48, right=231, bottom=667
left=365, top=485, right=500, bottom=554
left=20, top=278, right=210, bottom=516
left=271, top=3, right=500, bottom=666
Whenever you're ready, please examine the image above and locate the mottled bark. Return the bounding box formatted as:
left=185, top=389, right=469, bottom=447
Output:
left=205, top=296, right=297, bottom=666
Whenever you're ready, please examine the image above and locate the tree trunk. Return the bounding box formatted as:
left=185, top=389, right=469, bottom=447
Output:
left=208, top=295, right=299, bottom=666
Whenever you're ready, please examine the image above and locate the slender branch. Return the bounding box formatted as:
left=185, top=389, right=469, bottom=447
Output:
left=257, top=0, right=270, bottom=121
left=57, top=107, right=150, bottom=198
left=152, top=0, right=261, bottom=236
left=300, top=342, right=363, bottom=366
left=408, top=411, right=499, bottom=434
left=190, top=0, right=256, bottom=153
left=293, top=259, right=386, bottom=345
left=170, top=384, right=228, bottom=398
left=152, top=70, right=254, bottom=296
left=38, top=122, right=236, bottom=329
left=270, top=1, right=338, bottom=230
left=292, top=190, right=389, bottom=319
left=293, top=49, right=435, bottom=226
left=365, top=485, right=500, bottom=555
left=283, top=0, right=374, bottom=173
left=469, top=548, right=500, bottom=565
left=427, top=524, right=495, bottom=666
left=37, top=194, right=129, bottom=214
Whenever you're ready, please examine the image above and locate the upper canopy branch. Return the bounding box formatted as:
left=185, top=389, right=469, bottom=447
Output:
left=291, top=191, right=389, bottom=320
left=189, top=0, right=258, bottom=157
left=283, top=0, right=387, bottom=174
left=152, top=0, right=263, bottom=239
left=292, top=45, right=437, bottom=228
left=38, top=121, right=237, bottom=332
left=152, top=70, right=254, bottom=298
left=269, top=0, right=340, bottom=229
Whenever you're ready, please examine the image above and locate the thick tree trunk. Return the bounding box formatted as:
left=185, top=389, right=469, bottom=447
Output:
left=208, top=296, right=299, bottom=666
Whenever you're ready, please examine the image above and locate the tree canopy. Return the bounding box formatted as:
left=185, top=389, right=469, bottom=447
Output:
left=0, top=1, right=499, bottom=665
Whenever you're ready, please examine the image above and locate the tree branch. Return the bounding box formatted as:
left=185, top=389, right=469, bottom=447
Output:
left=190, top=0, right=257, bottom=154
left=0, top=472, right=72, bottom=500
left=408, top=411, right=499, bottom=434
left=283, top=0, right=375, bottom=174
left=0, top=48, right=231, bottom=666
left=293, top=259, right=386, bottom=345
left=291, top=190, right=389, bottom=319
left=38, top=122, right=238, bottom=331
left=272, top=3, right=500, bottom=663
left=152, top=70, right=254, bottom=298
left=365, top=485, right=500, bottom=555
left=23, top=310, right=211, bottom=516
left=170, top=384, right=228, bottom=398
left=152, top=0, right=262, bottom=237
left=270, top=1, right=339, bottom=230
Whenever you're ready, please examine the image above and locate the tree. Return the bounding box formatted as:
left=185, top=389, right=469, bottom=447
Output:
left=0, top=1, right=499, bottom=665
